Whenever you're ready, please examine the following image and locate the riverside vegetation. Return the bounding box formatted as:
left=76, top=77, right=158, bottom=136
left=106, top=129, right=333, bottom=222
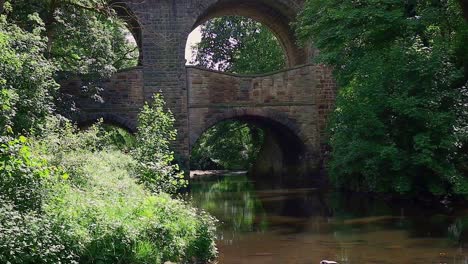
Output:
left=0, top=1, right=217, bottom=263
left=296, top=0, right=468, bottom=196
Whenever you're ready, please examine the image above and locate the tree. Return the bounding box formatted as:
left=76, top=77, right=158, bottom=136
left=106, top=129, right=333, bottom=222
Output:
left=133, top=94, right=186, bottom=194
left=296, top=0, right=468, bottom=196
left=191, top=121, right=264, bottom=170
left=5, top=0, right=138, bottom=85
left=0, top=14, right=58, bottom=135
left=1, top=0, right=139, bottom=132
left=192, top=16, right=285, bottom=74
left=1, top=0, right=139, bottom=135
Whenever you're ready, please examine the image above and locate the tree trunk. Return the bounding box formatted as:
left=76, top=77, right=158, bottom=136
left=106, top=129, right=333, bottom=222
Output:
left=45, top=0, right=58, bottom=58
left=0, top=0, right=5, bottom=14
left=460, top=0, right=468, bottom=21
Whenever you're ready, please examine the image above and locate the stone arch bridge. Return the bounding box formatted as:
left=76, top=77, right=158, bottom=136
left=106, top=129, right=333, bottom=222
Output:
left=60, top=0, right=337, bottom=185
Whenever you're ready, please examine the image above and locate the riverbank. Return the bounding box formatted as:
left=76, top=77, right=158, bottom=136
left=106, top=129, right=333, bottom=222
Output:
left=191, top=170, right=247, bottom=179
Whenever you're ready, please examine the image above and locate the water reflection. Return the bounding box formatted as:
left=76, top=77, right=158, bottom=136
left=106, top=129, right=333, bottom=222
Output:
left=190, top=173, right=268, bottom=235
left=189, top=174, right=468, bottom=264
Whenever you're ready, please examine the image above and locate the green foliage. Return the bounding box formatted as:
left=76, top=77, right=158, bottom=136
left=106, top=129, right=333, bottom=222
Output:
left=6, top=0, right=138, bottom=73
left=296, top=0, right=468, bottom=195
left=192, top=16, right=285, bottom=74
left=3, top=0, right=138, bottom=105
left=36, top=118, right=125, bottom=186
left=191, top=121, right=264, bottom=170
left=45, top=149, right=217, bottom=264
left=0, top=122, right=217, bottom=263
left=0, top=135, right=78, bottom=263
left=0, top=136, right=65, bottom=212
left=0, top=202, right=79, bottom=264
left=100, top=124, right=136, bottom=151
left=0, top=15, right=58, bottom=135
left=134, top=94, right=186, bottom=194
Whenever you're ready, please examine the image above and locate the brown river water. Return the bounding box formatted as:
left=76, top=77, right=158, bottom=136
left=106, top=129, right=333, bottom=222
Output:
left=189, top=173, right=468, bottom=264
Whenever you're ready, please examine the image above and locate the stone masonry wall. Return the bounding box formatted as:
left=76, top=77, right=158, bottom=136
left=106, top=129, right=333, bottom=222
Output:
left=187, top=64, right=337, bottom=162
left=61, top=63, right=337, bottom=167
left=60, top=0, right=337, bottom=173
left=60, top=67, right=144, bottom=130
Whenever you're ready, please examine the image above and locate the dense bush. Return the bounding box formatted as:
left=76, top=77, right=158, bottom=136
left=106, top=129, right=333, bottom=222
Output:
left=100, top=124, right=136, bottom=152
left=0, top=136, right=66, bottom=212
left=0, top=203, right=79, bottom=264
left=296, top=0, right=468, bottom=196
left=45, top=149, right=217, bottom=264
left=0, top=15, right=58, bottom=135
left=0, top=121, right=218, bottom=263
left=0, top=135, right=78, bottom=264
left=133, top=94, right=186, bottom=194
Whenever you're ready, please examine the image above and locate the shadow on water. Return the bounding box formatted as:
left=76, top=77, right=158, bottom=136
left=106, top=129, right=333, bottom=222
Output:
left=189, top=173, right=468, bottom=264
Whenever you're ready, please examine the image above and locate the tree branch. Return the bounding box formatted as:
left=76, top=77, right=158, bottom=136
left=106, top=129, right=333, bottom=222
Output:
left=63, top=0, right=114, bottom=16
left=113, top=46, right=139, bottom=65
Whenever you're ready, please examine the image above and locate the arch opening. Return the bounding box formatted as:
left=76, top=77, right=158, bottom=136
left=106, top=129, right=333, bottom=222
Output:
left=189, top=0, right=308, bottom=67
left=190, top=115, right=311, bottom=188
left=76, top=113, right=136, bottom=133
left=111, top=2, right=143, bottom=67
left=78, top=118, right=136, bottom=151
left=77, top=119, right=133, bottom=134
left=186, top=15, right=288, bottom=74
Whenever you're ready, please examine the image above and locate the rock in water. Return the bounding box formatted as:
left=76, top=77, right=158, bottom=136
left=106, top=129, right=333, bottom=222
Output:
left=320, top=261, right=338, bottom=264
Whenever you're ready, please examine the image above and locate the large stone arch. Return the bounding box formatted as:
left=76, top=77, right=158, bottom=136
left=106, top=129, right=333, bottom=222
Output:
left=75, top=112, right=137, bottom=133
left=191, top=0, right=310, bottom=67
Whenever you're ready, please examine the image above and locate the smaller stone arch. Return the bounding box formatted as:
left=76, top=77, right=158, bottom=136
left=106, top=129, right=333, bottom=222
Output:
left=75, top=112, right=137, bottom=133
left=189, top=108, right=323, bottom=187
left=190, top=108, right=307, bottom=152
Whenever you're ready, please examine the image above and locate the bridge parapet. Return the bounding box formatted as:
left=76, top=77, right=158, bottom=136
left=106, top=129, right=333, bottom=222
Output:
left=187, top=65, right=317, bottom=107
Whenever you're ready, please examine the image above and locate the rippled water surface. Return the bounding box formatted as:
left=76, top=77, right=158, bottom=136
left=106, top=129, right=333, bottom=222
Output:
left=189, top=173, right=468, bottom=264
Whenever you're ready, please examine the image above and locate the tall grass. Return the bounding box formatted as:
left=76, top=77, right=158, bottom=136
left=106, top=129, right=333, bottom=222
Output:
left=0, top=120, right=217, bottom=264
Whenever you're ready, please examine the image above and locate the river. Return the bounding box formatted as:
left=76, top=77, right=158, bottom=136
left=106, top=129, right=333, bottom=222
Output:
left=189, top=173, right=468, bottom=264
